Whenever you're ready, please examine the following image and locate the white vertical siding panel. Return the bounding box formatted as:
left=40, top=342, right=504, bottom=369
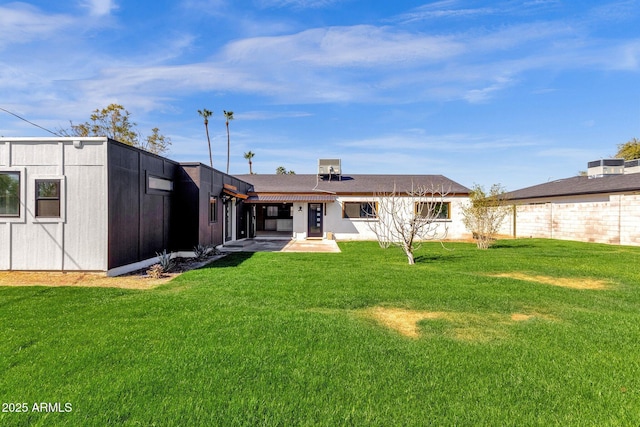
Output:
left=63, top=141, right=106, bottom=166
left=62, top=165, right=108, bottom=271
left=11, top=223, right=63, bottom=270
left=0, top=223, right=9, bottom=269
left=0, top=141, right=7, bottom=166
left=11, top=142, right=60, bottom=166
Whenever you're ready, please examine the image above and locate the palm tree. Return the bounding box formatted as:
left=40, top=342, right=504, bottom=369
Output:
left=244, top=151, right=255, bottom=174
left=198, top=109, right=213, bottom=168
left=223, top=110, right=234, bottom=174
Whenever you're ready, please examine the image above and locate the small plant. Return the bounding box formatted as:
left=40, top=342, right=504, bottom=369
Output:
left=146, top=263, right=164, bottom=279
left=156, top=249, right=174, bottom=272
left=193, top=244, right=212, bottom=260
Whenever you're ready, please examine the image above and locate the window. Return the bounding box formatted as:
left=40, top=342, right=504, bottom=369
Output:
left=35, top=179, right=61, bottom=218
left=209, top=196, right=218, bottom=223
left=415, top=202, right=450, bottom=220
left=343, top=202, right=377, bottom=219
left=148, top=175, right=173, bottom=192
left=0, top=172, right=20, bottom=217
left=267, top=206, right=279, bottom=217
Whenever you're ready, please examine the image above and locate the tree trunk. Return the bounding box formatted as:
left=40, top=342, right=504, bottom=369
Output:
left=249, top=159, right=253, bottom=174
left=226, top=123, right=230, bottom=174
left=205, top=124, right=212, bottom=168
left=403, top=244, right=415, bottom=265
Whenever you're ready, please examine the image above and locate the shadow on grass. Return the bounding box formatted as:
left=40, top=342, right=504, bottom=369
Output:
left=414, top=253, right=466, bottom=264
left=202, top=252, right=254, bottom=268
left=489, top=241, right=536, bottom=250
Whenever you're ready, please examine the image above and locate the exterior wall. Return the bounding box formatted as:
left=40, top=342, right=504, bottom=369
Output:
left=175, top=164, right=253, bottom=248
left=0, top=138, right=108, bottom=271
left=291, top=195, right=470, bottom=241
left=107, top=141, right=179, bottom=270
left=501, top=194, right=640, bottom=246
left=227, top=176, right=252, bottom=241
left=176, top=164, right=223, bottom=249
left=620, top=195, right=640, bottom=246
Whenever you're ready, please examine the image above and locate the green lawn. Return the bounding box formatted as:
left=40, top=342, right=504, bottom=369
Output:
left=2, top=239, right=640, bottom=426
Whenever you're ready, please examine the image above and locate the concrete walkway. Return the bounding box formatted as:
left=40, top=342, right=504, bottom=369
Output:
left=220, top=238, right=341, bottom=253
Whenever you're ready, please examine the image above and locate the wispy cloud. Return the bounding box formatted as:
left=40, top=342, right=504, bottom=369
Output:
left=395, top=1, right=496, bottom=23
left=80, top=0, right=118, bottom=16
left=256, top=0, right=342, bottom=9
left=0, top=4, right=74, bottom=49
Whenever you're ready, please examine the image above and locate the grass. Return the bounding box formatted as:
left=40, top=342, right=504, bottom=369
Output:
left=1, top=239, right=640, bottom=426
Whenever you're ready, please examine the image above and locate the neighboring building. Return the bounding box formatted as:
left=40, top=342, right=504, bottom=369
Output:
left=236, top=168, right=471, bottom=241
left=0, top=137, right=250, bottom=275
left=502, top=159, right=640, bottom=246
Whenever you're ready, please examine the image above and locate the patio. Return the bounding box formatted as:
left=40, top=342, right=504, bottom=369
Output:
left=220, top=238, right=341, bottom=253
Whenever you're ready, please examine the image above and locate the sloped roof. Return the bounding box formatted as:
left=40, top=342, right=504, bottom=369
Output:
left=235, top=174, right=470, bottom=196
left=505, top=173, right=640, bottom=200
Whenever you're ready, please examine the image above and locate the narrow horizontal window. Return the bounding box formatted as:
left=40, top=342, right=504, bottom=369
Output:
left=148, top=175, right=173, bottom=191
left=0, top=171, right=20, bottom=217
left=35, top=179, right=61, bottom=218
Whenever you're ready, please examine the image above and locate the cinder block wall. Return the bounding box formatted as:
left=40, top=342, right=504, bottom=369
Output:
left=499, top=195, right=640, bottom=246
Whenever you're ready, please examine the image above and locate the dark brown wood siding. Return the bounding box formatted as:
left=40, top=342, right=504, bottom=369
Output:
left=176, top=164, right=253, bottom=248
left=107, top=140, right=179, bottom=269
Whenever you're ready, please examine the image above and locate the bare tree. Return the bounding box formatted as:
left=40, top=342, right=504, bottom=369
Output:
left=198, top=108, right=213, bottom=168
left=461, top=184, right=510, bottom=249
left=367, top=183, right=450, bottom=265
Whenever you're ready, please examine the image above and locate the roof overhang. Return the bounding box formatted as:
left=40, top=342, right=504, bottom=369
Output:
left=244, top=194, right=336, bottom=203
left=222, top=184, right=248, bottom=200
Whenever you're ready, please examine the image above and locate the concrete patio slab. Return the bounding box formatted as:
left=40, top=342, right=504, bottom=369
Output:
left=220, top=239, right=340, bottom=253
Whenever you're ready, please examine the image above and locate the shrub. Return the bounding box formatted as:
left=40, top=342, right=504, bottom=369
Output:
left=193, top=244, right=212, bottom=260
left=156, top=249, right=174, bottom=272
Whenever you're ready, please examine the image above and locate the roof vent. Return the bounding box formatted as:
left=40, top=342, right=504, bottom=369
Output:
left=587, top=158, right=624, bottom=178
left=318, top=159, right=341, bottom=181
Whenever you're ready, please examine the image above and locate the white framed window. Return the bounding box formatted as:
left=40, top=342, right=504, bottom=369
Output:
left=30, top=175, right=66, bottom=223
left=415, top=201, right=450, bottom=220
left=35, top=179, right=61, bottom=218
left=0, top=168, right=26, bottom=223
left=0, top=171, right=20, bottom=217
left=343, top=202, right=377, bottom=219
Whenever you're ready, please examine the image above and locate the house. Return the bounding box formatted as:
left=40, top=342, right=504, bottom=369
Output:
left=236, top=161, right=471, bottom=241
left=0, top=137, right=251, bottom=275
left=0, top=139, right=471, bottom=274
left=502, top=159, right=640, bottom=246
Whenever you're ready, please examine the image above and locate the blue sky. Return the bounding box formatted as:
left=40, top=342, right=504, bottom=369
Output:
left=1, top=0, right=639, bottom=189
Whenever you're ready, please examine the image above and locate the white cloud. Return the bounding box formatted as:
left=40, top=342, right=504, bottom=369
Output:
left=224, top=25, right=464, bottom=67
left=81, top=0, right=117, bottom=16
left=256, top=0, right=342, bottom=9
left=395, top=2, right=496, bottom=23
left=0, top=4, right=74, bottom=48
left=463, top=76, right=515, bottom=103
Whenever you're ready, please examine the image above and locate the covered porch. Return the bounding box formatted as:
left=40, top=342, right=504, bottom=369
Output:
left=244, top=194, right=336, bottom=240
